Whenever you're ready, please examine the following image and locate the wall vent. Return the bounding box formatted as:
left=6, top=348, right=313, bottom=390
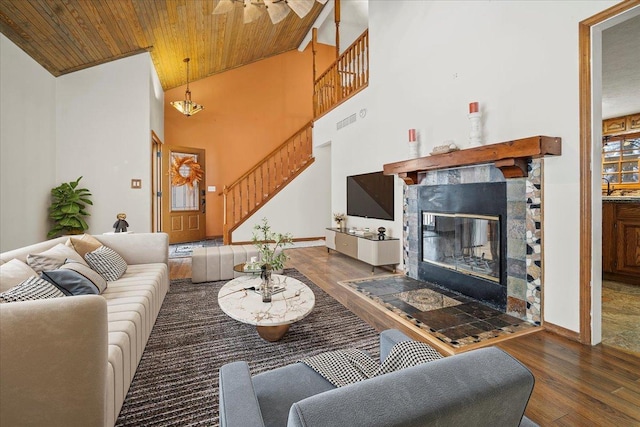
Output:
left=336, top=113, right=357, bottom=130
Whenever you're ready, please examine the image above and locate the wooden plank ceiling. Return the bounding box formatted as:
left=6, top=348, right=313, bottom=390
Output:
left=0, top=0, right=326, bottom=90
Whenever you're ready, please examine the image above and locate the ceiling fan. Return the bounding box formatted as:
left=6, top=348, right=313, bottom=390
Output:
left=213, top=0, right=328, bottom=25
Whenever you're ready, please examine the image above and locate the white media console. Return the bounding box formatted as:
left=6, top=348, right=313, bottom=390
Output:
left=325, top=228, right=400, bottom=272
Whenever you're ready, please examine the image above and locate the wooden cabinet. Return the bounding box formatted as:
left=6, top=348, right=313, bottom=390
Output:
left=629, top=113, right=640, bottom=132
left=602, top=202, right=616, bottom=273
left=326, top=228, right=400, bottom=272
left=602, top=201, right=640, bottom=284
left=601, top=113, right=640, bottom=191
left=615, top=204, right=640, bottom=277
left=603, top=112, right=640, bottom=136
left=603, top=117, right=627, bottom=135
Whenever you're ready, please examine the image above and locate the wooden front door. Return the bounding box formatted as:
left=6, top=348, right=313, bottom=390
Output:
left=162, top=145, right=206, bottom=244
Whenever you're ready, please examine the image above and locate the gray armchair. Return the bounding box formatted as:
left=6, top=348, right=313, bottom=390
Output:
left=218, top=329, right=537, bottom=427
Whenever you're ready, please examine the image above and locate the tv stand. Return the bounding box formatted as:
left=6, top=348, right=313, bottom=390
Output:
left=325, top=228, right=400, bottom=272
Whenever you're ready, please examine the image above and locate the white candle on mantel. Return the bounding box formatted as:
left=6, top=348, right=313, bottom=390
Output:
left=408, top=128, right=419, bottom=158
left=468, top=103, right=483, bottom=147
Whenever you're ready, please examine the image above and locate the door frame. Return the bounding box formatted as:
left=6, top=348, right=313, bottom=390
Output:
left=151, top=131, right=163, bottom=233
left=578, top=0, right=640, bottom=345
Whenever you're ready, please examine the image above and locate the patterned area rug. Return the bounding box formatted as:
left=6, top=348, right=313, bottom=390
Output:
left=168, top=238, right=223, bottom=258
left=115, top=268, right=379, bottom=426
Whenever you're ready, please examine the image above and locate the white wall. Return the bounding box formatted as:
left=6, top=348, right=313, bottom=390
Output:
left=317, top=0, right=369, bottom=53
left=313, top=1, right=615, bottom=334
left=56, top=53, right=162, bottom=235
left=149, top=56, right=164, bottom=142
left=0, top=34, right=57, bottom=251
left=313, top=89, right=404, bottom=239
left=232, top=143, right=332, bottom=242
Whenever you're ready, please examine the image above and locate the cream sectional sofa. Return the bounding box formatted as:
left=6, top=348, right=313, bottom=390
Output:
left=0, top=232, right=169, bottom=427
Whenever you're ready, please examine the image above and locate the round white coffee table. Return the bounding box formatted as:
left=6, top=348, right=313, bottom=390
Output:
left=217, top=274, right=315, bottom=341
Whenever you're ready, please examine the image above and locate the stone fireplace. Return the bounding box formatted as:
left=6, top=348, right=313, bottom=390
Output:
left=403, top=161, right=543, bottom=324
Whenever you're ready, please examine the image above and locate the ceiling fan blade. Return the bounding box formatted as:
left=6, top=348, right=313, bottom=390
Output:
left=264, top=0, right=290, bottom=24
left=243, top=0, right=263, bottom=23
left=286, top=0, right=314, bottom=19
left=213, top=0, right=235, bottom=14
left=316, top=0, right=328, bottom=4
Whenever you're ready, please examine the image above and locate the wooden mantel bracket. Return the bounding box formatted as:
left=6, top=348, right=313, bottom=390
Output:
left=383, top=136, right=561, bottom=182
left=398, top=172, right=418, bottom=185
left=494, top=158, right=528, bottom=178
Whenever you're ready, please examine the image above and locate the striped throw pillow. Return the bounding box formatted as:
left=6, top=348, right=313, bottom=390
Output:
left=0, top=276, right=66, bottom=303
left=84, top=246, right=127, bottom=282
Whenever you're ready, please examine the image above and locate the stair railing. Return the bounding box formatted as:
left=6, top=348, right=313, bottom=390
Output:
left=222, top=121, right=315, bottom=244
left=314, top=29, right=369, bottom=118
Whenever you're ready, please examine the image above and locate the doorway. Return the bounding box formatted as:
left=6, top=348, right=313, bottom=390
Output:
left=599, top=14, right=640, bottom=354
left=161, top=145, right=207, bottom=244
left=579, top=2, right=640, bottom=346
left=151, top=131, right=163, bottom=233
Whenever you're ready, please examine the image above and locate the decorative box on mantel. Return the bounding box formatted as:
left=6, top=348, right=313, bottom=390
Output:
left=383, top=136, right=561, bottom=184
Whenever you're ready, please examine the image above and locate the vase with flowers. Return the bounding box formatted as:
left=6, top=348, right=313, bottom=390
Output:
left=252, top=217, right=293, bottom=302
left=333, top=213, right=346, bottom=231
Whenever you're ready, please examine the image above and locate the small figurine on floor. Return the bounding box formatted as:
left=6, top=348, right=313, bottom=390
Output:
left=113, top=213, right=129, bottom=233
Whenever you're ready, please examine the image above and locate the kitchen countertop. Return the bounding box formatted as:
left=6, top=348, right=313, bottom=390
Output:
left=602, top=196, right=640, bottom=203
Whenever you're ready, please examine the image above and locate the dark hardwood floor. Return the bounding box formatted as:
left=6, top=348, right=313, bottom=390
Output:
left=169, top=246, right=640, bottom=426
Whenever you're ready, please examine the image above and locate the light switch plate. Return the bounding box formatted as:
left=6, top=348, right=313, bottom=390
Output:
left=208, top=186, right=216, bottom=192
left=131, top=179, right=142, bottom=189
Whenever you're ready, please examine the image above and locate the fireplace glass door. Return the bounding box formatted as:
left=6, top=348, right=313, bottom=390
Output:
left=422, top=212, right=501, bottom=282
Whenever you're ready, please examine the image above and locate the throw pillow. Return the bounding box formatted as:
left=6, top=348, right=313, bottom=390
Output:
left=26, top=243, right=87, bottom=273
left=67, top=234, right=103, bottom=258
left=40, top=269, right=100, bottom=296
left=0, top=276, right=66, bottom=303
left=0, top=259, right=39, bottom=292
left=84, top=246, right=127, bottom=282
left=60, top=261, right=107, bottom=294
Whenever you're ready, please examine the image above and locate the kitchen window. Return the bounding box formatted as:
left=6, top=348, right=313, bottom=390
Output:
left=602, top=133, right=640, bottom=191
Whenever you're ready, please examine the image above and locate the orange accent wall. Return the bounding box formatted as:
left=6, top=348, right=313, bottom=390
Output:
left=164, top=44, right=335, bottom=237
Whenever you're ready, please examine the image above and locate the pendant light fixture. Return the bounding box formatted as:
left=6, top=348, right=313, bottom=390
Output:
left=171, top=58, right=204, bottom=117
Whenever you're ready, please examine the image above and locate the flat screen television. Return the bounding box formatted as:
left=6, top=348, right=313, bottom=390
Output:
left=347, top=171, right=394, bottom=221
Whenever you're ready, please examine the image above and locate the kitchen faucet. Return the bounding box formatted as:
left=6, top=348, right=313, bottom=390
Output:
left=602, top=177, right=613, bottom=196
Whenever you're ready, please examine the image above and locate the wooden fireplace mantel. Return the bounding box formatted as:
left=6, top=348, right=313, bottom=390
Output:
left=383, top=136, right=562, bottom=184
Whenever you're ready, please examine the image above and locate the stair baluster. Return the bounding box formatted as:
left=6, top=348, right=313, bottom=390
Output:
left=222, top=121, right=314, bottom=244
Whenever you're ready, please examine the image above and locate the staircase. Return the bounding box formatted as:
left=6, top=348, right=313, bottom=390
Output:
left=222, top=121, right=314, bottom=244
left=221, top=29, right=369, bottom=244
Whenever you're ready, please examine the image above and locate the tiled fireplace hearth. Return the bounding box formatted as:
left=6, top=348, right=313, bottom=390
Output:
left=403, top=160, right=543, bottom=325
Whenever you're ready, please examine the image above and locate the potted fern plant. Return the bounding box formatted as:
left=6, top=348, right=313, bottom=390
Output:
left=47, top=176, right=93, bottom=238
